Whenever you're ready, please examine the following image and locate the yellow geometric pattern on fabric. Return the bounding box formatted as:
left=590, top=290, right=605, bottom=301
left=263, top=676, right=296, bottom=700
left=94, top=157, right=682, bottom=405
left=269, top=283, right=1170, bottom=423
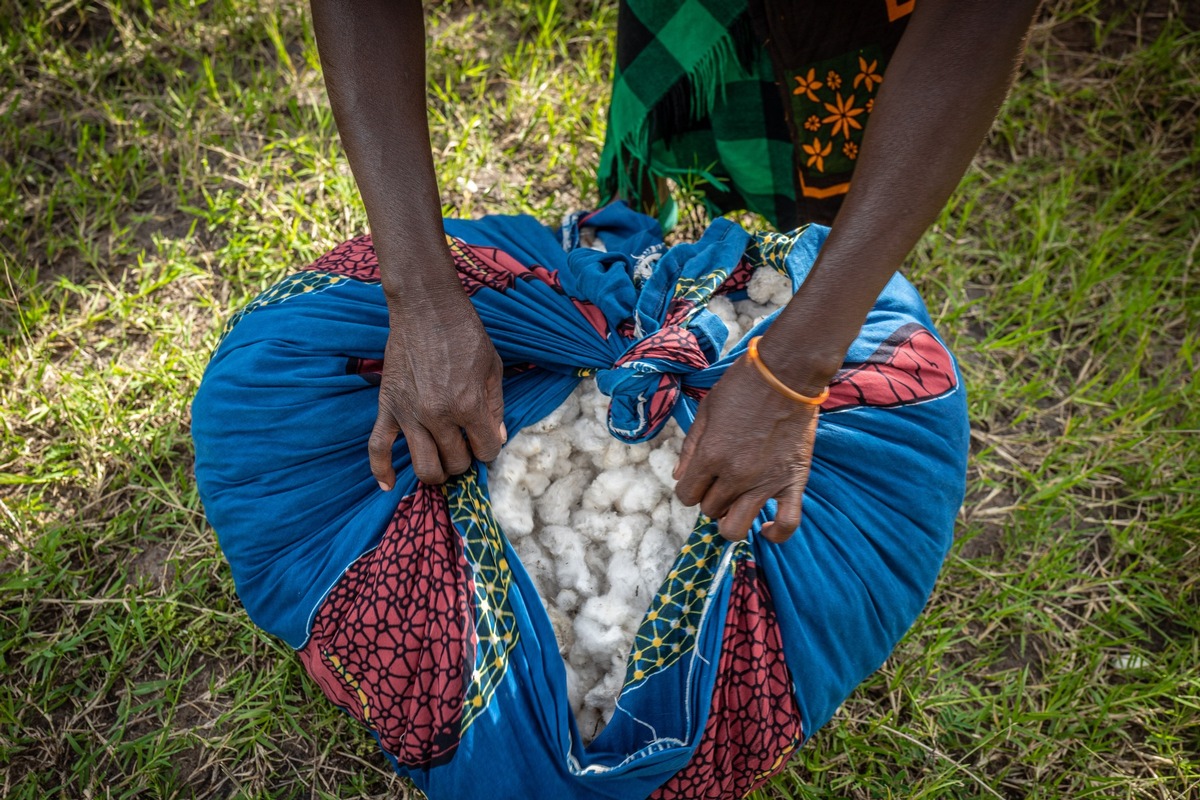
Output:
left=622, top=516, right=731, bottom=689
left=217, top=271, right=347, bottom=348
left=673, top=268, right=733, bottom=310
left=670, top=224, right=809, bottom=316
left=746, top=228, right=808, bottom=278
left=444, top=468, right=519, bottom=731
left=326, top=653, right=372, bottom=725
left=753, top=732, right=802, bottom=783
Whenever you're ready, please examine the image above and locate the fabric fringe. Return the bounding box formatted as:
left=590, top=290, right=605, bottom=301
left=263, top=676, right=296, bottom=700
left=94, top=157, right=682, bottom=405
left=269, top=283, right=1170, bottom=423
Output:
left=602, top=7, right=759, bottom=221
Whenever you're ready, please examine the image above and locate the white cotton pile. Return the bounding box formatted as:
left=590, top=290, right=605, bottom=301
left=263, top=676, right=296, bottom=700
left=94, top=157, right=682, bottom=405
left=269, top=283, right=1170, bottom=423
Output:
left=488, top=268, right=791, bottom=742
left=706, top=267, right=793, bottom=356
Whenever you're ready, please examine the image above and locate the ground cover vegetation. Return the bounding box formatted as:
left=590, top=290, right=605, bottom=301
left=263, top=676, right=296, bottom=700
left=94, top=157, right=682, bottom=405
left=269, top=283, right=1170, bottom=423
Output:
left=1, top=0, right=1197, bottom=797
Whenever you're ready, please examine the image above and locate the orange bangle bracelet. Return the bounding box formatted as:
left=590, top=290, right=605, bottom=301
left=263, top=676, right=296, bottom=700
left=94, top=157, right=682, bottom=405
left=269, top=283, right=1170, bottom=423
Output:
left=745, top=336, right=830, bottom=406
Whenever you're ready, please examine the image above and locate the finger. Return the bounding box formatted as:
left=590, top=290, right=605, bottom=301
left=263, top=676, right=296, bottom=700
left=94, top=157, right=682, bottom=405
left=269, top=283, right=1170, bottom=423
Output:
left=673, top=404, right=708, bottom=482
left=465, top=383, right=506, bottom=463
left=432, top=424, right=473, bottom=478
left=405, top=423, right=447, bottom=485
left=674, top=444, right=715, bottom=507
left=761, top=481, right=804, bottom=544
left=488, top=359, right=507, bottom=445
left=719, top=492, right=769, bottom=542
left=699, top=477, right=740, bottom=522
left=368, top=411, right=401, bottom=491
left=465, top=420, right=504, bottom=464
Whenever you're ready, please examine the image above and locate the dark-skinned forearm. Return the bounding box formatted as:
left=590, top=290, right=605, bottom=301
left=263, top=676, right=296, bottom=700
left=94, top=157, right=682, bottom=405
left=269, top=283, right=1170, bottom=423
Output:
left=310, top=0, right=460, bottom=312
left=759, top=0, right=1041, bottom=393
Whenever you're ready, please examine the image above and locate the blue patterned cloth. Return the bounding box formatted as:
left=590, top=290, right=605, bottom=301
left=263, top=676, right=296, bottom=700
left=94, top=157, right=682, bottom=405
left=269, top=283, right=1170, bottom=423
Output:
left=192, top=203, right=968, bottom=799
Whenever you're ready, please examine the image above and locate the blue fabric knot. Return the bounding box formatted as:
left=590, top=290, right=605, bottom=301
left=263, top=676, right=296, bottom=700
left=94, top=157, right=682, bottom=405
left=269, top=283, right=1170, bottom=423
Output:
left=596, top=325, right=712, bottom=444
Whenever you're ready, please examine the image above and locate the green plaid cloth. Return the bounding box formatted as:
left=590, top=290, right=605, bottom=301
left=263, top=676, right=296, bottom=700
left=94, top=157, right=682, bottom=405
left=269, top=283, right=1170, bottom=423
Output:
left=597, top=0, right=913, bottom=230
left=597, top=0, right=800, bottom=230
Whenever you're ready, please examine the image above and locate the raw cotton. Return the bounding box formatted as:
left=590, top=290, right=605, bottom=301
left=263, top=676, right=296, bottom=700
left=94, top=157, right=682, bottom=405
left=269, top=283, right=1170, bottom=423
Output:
left=491, top=277, right=790, bottom=742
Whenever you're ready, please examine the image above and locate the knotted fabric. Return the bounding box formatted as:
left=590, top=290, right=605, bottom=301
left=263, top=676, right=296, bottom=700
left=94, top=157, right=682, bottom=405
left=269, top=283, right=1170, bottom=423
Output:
left=192, top=203, right=968, bottom=800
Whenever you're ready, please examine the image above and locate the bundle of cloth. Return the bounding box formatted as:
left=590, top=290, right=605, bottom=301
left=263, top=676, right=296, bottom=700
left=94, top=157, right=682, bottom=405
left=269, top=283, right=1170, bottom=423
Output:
left=192, top=203, right=968, bottom=800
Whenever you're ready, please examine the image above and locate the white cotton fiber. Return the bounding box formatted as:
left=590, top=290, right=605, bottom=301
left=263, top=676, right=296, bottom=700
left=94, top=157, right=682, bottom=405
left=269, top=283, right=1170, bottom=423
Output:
left=747, top=265, right=794, bottom=307
left=538, top=471, right=590, bottom=526
left=670, top=494, right=697, bottom=538
left=573, top=614, right=626, bottom=660
left=647, top=448, right=678, bottom=491
left=485, top=268, right=786, bottom=743
left=488, top=470, right=533, bottom=539
left=650, top=501, right=671, bottom=531
left=525, top=389, right=581, bottom=434
left=600, top=440, right=632, bottom=469
left=707, top=294, right=737, bottom=328
left=615, top=475, right=662, bottom=515
left=607, top=513, right=650, bottom=553
left=707, top=295, right=744, bottom=356
left=522, top=470, right=551, bottom=498
left=570, top=414, right=609, bottom=457
left=555, top=588, right=580, bottom=614
left=582, top=467, right=635, bottom=511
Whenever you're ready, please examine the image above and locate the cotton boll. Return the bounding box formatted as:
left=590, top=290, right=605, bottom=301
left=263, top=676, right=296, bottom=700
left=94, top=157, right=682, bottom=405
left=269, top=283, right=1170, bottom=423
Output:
left=556, top=552, right=600, bottom=600
left=614, top=473, right=662, bottom=515
left=579, top=594, right=632, bottom=632
left=504, top=431, right=545, bottom=460
left=490, top=472, right=534, bottom=539
left=722, top=320, right=744, bottom=356
left=650, top=500, right=671, bottom=531
left=526, top=390, right=581, bottom=434
left=583, top=665, right=627, bottom=726
left=624, top=441, right=651, bottom=464
left=707, top=294, right=737, bottom=329
left=582, top=468, right=636, bottom=511
left=748, top=266, right=794, bottom=307
left=555, top=588, right=580, bottom=614
left=636, top=527, right=676, bottom=597
left=522, top=470, right=551, bottom=498
left=543, top=525, right=599, bottom=598
left=647, top=448, right=678, bottom=491
left=489, top=450, right=527, bottom=487
left=599, top=439, right=631, bottom=470
left=574, top=609, right=627, bottom=659
left=516, top=537, right=554, bottom=597
left=607, top=513, right=650, bottom=553
left=529, top=435, right=572, bottom=475
left=734, top=298, right=776, bottom=327
left=571, top=414, right=609, bottom=457
left=539, top=524, right=578, bottom=557
left=573, top=378, right=607, bottom=422
left=605, top=550, right=644, bottom=607
left=659, top=417, right=686, bottom=444
left=670, top=494, right=699, bottom=540
left=571, top=509, right=620, bottom=545
left=539, top=470, right=591, bottom=526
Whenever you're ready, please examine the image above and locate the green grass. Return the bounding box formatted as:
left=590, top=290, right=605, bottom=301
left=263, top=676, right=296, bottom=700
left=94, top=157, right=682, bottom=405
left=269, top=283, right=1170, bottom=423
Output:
left=1, top=0, right=1197, bottom=798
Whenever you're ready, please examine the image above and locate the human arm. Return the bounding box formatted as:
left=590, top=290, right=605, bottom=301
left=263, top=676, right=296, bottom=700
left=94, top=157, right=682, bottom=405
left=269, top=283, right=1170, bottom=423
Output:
left=675, top=0, right=1042, bottom=541
left=310, top=0, right=505, bottom=488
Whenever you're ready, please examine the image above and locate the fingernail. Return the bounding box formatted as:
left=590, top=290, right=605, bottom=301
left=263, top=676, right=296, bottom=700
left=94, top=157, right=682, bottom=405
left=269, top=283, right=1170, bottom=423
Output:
left=672, top=461, right=682, bottom=480
left=499, top=423, right=508, bottom=444
left=378, top=481, right=391, bottom=492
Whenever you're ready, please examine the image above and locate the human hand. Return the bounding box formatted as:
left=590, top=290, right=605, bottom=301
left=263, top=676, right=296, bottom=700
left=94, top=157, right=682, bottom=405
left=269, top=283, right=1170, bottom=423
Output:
left=673, top=355, right=821, bottom=543
left=371, top=286, right=506, bottom=489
